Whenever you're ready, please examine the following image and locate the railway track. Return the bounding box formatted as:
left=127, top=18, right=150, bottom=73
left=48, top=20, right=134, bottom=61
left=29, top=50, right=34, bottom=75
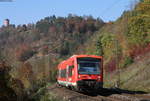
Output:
left=47, top=84, right=150, bottom=101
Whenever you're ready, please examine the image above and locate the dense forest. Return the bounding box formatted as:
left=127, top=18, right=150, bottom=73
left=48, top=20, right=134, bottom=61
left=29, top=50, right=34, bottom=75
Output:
left=0, top=15, right=104, bottom=60
left=0, top=0, right=150, bottom=101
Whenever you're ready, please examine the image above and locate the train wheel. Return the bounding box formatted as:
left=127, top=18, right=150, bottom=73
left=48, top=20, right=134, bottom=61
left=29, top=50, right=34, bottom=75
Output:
left=56, top=82, right=62, bottom=88
left=74, top=85, right=81, bottom=92
left=70, top=86, right=74, bottom=90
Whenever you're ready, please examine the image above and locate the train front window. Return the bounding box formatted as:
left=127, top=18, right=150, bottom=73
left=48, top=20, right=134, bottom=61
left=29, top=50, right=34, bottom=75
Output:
left=77, top=58, right=101, bottom=74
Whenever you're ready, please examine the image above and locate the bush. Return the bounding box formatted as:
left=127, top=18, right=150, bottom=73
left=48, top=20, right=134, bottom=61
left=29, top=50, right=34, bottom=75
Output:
left=32, top=83, right=61, bottom=101
left=122, top=56, right=134, bottom=68
left=16, top=45, right=36, bottom=62
left=49, top=69, right=57, bottom=82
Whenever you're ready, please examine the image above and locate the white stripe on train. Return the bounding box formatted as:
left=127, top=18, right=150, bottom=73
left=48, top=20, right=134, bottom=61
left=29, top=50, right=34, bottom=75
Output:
left=57, top=80, right=77, bottom=86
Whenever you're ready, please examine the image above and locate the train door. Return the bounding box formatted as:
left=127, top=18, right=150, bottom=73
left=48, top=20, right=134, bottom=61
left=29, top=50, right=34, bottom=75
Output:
left=66, top=65, right=69, bottom=84
left=66, top=65, right=74, bottom=85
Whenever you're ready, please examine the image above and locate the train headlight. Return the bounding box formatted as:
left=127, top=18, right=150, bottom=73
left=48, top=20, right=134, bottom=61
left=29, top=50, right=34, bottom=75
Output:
left=98, top=76, right=101, bottom=79
left=97, top=76, right=101, bottom=81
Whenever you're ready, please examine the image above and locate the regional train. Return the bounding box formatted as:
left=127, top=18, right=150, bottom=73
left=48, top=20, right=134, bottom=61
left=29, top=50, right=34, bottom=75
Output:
left=57, top=55, right=103, bottom=91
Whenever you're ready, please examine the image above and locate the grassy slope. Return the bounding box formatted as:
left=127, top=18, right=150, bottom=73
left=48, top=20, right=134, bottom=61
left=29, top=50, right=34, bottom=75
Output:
left=104, top=52, right=150, bottom=92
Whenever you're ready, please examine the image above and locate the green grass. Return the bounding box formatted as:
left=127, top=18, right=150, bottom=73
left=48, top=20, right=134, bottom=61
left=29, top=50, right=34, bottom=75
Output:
left=104, top=53, right=150, bottom=92
left=39, top=93, right=61, bottom=101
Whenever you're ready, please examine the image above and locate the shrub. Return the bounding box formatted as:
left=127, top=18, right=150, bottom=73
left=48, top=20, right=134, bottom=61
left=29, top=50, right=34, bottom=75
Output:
left=122, top=56, right=134, bottom=68
left=49, top=69, right=57, bottom=82
left=16, top=45, right=36, bottom=62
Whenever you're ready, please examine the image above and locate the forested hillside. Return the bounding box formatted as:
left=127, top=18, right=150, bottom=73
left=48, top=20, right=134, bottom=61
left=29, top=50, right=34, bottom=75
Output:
left=84, top=0, right=150, bottom=72
left=83, top=0, right=150, bottom=91
left=0, top=0, right=150, bottom=100
left=0, top=15, right=104, bottom=100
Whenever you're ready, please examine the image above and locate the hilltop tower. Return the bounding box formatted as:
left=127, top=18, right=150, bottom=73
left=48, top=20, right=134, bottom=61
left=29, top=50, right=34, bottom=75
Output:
left=3, top=19, right=10, bottom=27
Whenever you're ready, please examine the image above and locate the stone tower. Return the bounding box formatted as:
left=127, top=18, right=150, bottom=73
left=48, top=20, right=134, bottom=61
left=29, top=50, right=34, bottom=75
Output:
left=3, top=19, right=10, bottom=27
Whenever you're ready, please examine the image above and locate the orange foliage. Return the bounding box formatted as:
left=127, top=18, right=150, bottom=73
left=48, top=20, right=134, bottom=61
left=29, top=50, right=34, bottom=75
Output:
left=105, top=58, right=116, bottom=73
left=129, top=43, right=150, bottom=58
left=19, top=62, right=33, bottom=79
left=15, top=44, right=35, bottom=61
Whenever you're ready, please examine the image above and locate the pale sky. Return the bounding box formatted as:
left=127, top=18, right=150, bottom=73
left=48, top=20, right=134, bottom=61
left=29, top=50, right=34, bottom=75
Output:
left=0, top=0, right=137, bottom=26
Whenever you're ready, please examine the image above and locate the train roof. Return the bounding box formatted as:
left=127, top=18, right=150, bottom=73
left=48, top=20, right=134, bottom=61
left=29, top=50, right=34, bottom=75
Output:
left=70, top=54, right=102, bottom=59
left=59, top=55, right=102, bottom=64
left=58, top=55, right=102, bottom=69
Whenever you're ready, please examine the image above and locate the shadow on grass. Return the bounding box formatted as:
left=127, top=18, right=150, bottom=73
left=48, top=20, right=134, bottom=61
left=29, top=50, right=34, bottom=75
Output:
left=78, top=87, right=147, bottom=97
left=98, top=88, right=147, bottom=96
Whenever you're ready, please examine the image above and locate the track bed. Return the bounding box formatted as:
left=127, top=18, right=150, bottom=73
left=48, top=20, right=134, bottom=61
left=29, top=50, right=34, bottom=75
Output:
left=47, top=84, right=150, bottom=101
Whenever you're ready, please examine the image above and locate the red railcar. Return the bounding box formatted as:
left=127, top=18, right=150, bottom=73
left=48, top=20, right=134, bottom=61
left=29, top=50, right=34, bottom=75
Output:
left=57, top=55, right=103, bottom=91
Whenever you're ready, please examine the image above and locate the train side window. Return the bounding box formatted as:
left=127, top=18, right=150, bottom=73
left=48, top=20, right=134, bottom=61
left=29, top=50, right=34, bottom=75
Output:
left=58, top=70, right=61, bottom=78
left=60, top=69, right=66, bottom=78
left=68, top=66, right=74, bottom=77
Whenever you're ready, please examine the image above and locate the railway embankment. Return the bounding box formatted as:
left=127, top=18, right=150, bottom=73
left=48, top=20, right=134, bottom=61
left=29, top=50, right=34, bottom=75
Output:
left=104, top=52, right=150, bottom=92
